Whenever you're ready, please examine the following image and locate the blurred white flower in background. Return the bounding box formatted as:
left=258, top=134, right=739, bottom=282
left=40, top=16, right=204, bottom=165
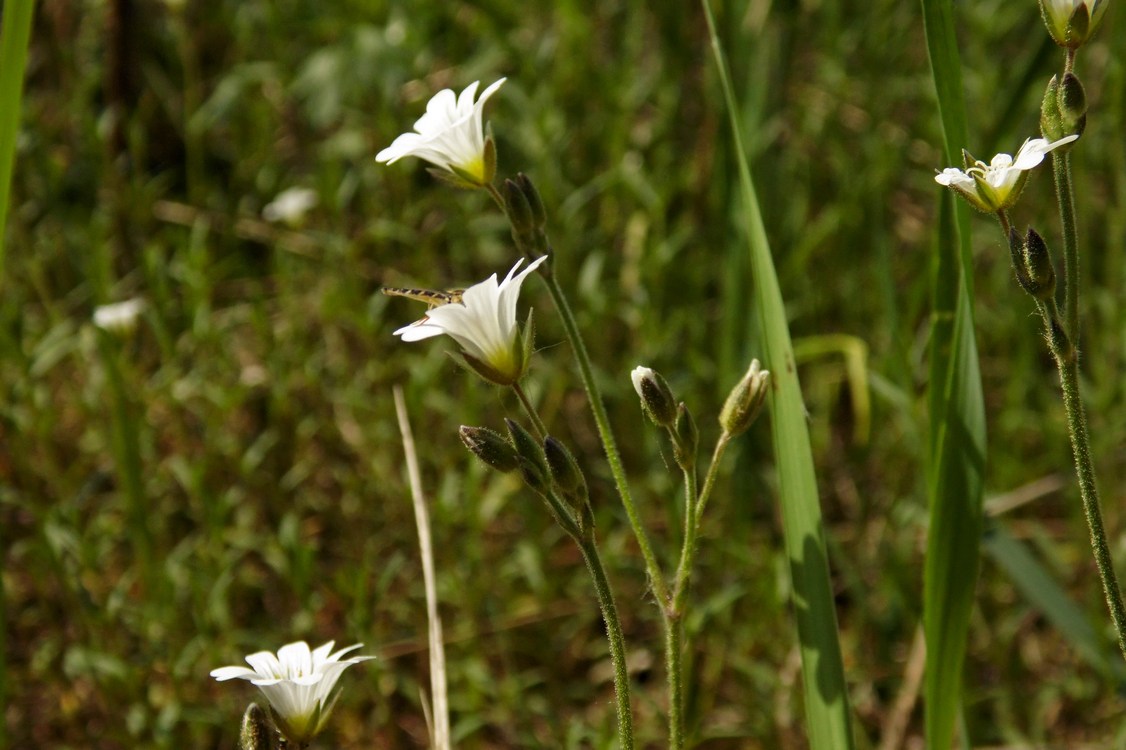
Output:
left=93, top=298, right=146, bottom=335
left=262, top=187, right=318, bottom=226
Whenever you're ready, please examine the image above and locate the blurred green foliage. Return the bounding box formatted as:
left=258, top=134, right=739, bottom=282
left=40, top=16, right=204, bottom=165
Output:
left=3, top=0, right=1124, bottom=747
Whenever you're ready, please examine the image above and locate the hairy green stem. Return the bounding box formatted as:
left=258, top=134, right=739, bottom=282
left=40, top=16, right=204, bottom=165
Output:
left=1052, top=152, right=1079, bottom=343
left=1056, top=348, right=1126, bottom=660
left=662, top=616, right=684, bottom=750
left=512, top=382, right=548, bottom=441
left=539, top=271, right=670, bottom=604
left=577, top=534, right=636, bottom=750
left=1042, top=128, right=1126, bottom=658
left=663, top=433, right=732, bottom=748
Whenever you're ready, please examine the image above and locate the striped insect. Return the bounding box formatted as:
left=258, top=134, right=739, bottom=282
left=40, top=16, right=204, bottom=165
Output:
left=381, top=286, right=465, bottom=308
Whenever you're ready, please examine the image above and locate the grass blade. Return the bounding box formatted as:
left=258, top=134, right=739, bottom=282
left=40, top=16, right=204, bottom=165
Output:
left=920, top=1, right=988, bottom=749
left=0, top=0, right=35, bottom=287
left=0, top=3, right=36, bottom=748
left=984, top=522, right=1126, bottom=685
left=702, top=4, right=855, bottom=748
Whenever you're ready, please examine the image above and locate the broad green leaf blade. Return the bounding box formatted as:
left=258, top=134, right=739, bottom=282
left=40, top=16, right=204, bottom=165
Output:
left=0, top=0, right=35, bottom=286
left=984, top=523, right=1126, bottom=685
left=920, top=2, right=988, bottom=749
left=702, top=4, right=855, bottom=749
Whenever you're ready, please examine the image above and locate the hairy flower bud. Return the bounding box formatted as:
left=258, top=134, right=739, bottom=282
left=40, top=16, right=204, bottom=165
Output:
left=240, top=703, right=274, bottom=750
left=460, top=426, right=521, bottom=473
left=1023, top=228, right=1057, bottom=301
left=673, top=402, right=698, bottom=470
left=515, top=173, right=547, bottom=232
left=544, top=436, right=588, bottom=503
left=505, top=418, right=551, bottom=493
left=504, top=177, right=536, bottom=252
left=720, top=360, right=770, bottom=437
left=631, top=366, right=677, bottom=428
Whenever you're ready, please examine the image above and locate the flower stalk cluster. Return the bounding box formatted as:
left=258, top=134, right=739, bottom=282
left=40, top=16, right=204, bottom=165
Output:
left=933, top=5, right=1126, bottom=664
left=375, top=72, right=778, bottom=750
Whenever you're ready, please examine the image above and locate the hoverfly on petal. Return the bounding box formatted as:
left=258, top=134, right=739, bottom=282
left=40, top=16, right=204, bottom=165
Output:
left=382, top=286, right=465, bottom=308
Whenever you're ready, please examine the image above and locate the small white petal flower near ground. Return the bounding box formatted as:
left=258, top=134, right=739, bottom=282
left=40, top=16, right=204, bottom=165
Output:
left=93, top=298, right=146, bottom=335
left=262, top=187, right=318, bottom=225
left=1039, top=0, right=1108, bottom=47
left=211, top=640, right=374, bottom=744
left=934, top=135, right=1078, bottom=213
left=376, top=78, right=506, bottom=186
left=393, top=255, right=547, bottom=385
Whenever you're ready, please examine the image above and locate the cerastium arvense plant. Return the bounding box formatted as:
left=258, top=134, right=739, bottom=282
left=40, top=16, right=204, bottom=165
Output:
left=376, top=77, right=774, bottom=750
left=934, top=0, right=1126, bottom=663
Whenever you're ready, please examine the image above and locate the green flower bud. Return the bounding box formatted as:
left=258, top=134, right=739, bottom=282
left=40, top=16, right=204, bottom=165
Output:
left=720, top=359, right=770, bottom=437
left=1059, top=72, right=1088, bottom=137
left=240, top=703, right=274, bottom=750
left=631, top=366, right=677, bottom=428
left=504, top=177, right=536, bottom=252
left=1041, top=75, right=1064, bottom=141
left=505, top=418, right=551, bottom=493
left=544, top=436, right=588, bottom=503
left=516, top=172, right=547, bottom=232
left=1008, top=226, right=1036, bottom=296
left=460, top=426, right=521, bottom=473
left=672, top=402, right=698, bottom=471
left=1023, top=228, right=1057, bottom=301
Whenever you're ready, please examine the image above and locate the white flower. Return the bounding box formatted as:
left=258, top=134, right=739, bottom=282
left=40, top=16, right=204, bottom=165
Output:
left=263, top=187, right=318, bottom=225
left=934, top=135, right=1078, bottom=213
left=93, top=298, right=146, bottom=335
left=211, top=640, right=374, bottom=743
left=376, top=78, right=506, bottom=186
left=394, top=255, right=546, bottom=385
left=1039, top=0, right=1108, bottom=47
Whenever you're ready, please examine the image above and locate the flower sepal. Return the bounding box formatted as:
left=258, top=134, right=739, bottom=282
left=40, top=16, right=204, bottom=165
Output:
left=426, top=166, right=485, bottom=191
left=520, top=308, right=536, bottom=376
left=453, top=348, right=523, bottom=387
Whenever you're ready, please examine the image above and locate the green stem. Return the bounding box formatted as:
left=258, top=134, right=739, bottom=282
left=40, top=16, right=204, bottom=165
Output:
left=1052, top=152, right=1079, bottom=343
left=662, top=616, right=684, bottom=750
left=512, top=382, right=548, bottom=441
left=540, top=271, right=670, bottom=604
left=663, top=434, right=731, bottom=748
left=1052, top=339, right=1126, bottom=661
left=577, top=534, right=636, bottom=750
left=1043, top=131, right=1126, bottom=659
left=671, top=459, right=701, bottom=611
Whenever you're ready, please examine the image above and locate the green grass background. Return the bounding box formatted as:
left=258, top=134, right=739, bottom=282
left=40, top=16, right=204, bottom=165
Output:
left=3, top=0, right=1125, bottom=747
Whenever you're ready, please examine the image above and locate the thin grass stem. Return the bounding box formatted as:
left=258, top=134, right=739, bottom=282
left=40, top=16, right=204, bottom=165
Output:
left=393, top=386, right=451, bottom=750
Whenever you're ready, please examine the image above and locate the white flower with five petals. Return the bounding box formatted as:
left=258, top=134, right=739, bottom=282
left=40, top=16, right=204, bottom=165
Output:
left=376, top=78, right=506, bottom=187
left=934, top=135, right=1078, bottom=213
left=210, top=640, right=374, bottom=743
left=394, top=256, right=547, bottom=385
